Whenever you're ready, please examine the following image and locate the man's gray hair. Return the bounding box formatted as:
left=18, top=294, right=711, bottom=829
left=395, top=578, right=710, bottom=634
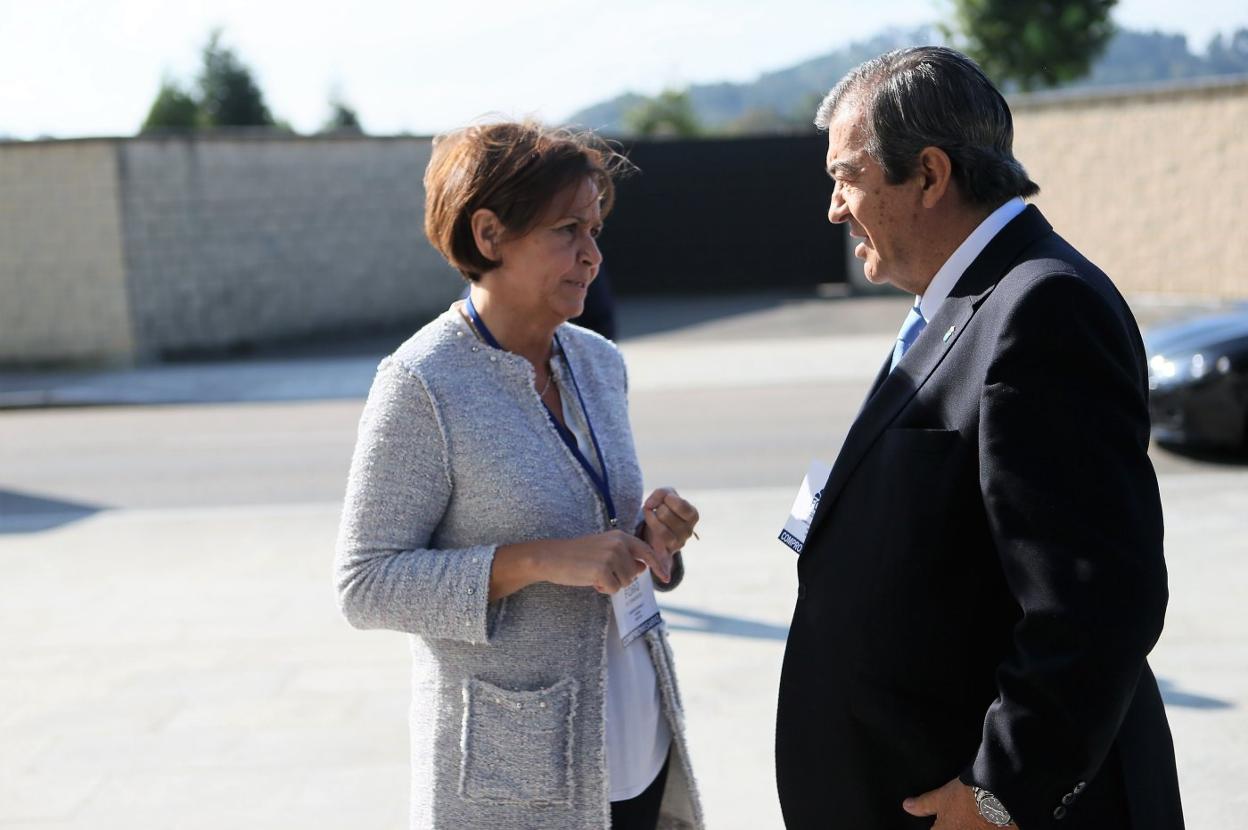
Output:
left=815, top=46, right=1039, bottom=205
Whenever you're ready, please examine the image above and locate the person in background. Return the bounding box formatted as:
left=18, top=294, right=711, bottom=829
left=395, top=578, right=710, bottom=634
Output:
left=335, top=120, right=703, bottom=830
left=572, top=261, right=618, bottom=340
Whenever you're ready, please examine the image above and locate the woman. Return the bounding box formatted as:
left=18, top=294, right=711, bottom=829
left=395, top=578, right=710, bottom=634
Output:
left=335, top=121, right=704, bottom=830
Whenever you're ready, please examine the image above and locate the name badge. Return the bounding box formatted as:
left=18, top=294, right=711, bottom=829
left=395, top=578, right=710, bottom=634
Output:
left=612, top=569, right=663, bottom=646
left=778, top=459, right=833, bottom=553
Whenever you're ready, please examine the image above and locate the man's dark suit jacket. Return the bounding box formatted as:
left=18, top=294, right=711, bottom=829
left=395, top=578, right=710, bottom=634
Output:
left=775, top=206, right=1184, bottom=829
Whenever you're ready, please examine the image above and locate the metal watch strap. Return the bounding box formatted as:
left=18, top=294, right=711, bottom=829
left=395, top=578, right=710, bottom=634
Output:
left=972, top=786, right=1012, bottom=826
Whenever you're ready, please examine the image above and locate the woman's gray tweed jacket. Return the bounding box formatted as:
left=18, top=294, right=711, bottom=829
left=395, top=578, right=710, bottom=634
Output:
left=335, top=306, right=704, bottom=830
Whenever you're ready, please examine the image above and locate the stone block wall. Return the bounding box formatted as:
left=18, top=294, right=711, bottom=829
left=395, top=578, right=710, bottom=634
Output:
left=0, top=135, right=460, bottom=366
left=118, top=136, right=456, bottom=359
left=0, top=141, right=134, bottom=365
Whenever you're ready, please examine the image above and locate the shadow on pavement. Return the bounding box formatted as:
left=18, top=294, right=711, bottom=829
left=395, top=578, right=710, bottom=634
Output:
left=0, top=489, right=107, bottom=534
left=661, top=603, right=790, bottom=641
left=1157, top=677, right=1234, bottom=710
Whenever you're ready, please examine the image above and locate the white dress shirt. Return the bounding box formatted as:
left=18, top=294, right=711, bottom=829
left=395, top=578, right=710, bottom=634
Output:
left=917, top=197, right=1027, bottom=320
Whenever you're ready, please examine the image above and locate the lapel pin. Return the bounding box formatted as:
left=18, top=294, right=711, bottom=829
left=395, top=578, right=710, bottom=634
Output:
left=942, top=325, right=957, bottom=343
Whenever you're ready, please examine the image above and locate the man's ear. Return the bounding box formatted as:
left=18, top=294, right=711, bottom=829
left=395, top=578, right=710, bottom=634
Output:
left=916, top=146, right=953, bottom=208
left=470, top=209, right=505, bottom=262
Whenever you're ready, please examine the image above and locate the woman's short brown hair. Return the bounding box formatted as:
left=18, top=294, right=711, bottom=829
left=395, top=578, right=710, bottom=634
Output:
left=423, top=120, right=632, bottom=281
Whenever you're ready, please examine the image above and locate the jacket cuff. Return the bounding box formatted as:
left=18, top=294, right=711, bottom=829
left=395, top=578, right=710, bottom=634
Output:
left=961, top=756, right=1092, bottom=828
left=431, top=544, right=500, bottom=644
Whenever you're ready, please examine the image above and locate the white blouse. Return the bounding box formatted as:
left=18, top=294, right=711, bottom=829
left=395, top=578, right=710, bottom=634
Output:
left=555, top=361, right=672, bottom=802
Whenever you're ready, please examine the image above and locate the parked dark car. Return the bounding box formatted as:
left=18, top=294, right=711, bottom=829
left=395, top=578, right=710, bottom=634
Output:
left=1145, top=306, right=1248, bottom=451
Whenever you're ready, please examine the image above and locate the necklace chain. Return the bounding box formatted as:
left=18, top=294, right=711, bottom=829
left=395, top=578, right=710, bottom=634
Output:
left=458, top=303, right=555, bottom=399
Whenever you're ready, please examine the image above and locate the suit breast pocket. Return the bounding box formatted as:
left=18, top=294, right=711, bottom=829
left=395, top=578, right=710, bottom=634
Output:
left=878, top=427, right=963, bottom=488
left=873, top=427, right=969, bottom=541
left=881, top=426, right=959, bottom=452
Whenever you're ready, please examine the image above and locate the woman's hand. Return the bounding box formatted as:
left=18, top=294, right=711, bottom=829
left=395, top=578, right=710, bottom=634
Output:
left=547, top=530, right=673, bottom=592
left=640, top=487, right=700, bottom=557
left=491, top=530, right=672, bottom=600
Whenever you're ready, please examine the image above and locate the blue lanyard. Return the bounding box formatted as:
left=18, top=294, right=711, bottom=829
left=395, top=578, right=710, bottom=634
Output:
left=464, top=296, right=618, bottom=527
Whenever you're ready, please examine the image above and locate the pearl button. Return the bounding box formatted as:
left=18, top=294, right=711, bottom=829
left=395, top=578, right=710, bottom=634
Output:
left=471, top=346, right=479, bottom=352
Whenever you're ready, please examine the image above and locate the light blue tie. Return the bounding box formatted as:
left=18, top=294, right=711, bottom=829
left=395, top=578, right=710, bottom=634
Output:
left=890, top=304, right=927, bottom=371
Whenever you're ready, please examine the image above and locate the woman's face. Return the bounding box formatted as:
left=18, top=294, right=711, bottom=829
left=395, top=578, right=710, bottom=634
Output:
left=487, top=177, right=604, bottom=327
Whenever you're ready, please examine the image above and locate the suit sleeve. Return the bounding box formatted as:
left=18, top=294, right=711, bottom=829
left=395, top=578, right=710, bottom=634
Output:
left=965, top=273, right=1168, bottom=828
left=334, top=358, right=499, bottom=644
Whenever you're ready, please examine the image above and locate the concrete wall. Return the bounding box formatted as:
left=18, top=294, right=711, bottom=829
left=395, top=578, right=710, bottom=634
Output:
left=118, top=136, right=454, bottom=359
left=1012, top=77, right=1248, bottom=299
left=0, top=141, right=134, bottom=365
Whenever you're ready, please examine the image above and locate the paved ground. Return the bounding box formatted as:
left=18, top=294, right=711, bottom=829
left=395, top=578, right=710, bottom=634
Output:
left=2, top=293, right=1245, bottom=828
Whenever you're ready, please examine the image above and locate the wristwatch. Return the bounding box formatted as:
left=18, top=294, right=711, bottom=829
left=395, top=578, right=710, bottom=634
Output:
left=972, top=786, right=1012, bottom=826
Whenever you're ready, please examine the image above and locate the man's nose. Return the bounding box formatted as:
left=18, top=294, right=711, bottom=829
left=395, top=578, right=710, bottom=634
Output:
left=827, top=189, right=848, bottom=224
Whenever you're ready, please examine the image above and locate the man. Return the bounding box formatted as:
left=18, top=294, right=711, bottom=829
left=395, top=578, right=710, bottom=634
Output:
left=775, top=47, right=1183, bottom=829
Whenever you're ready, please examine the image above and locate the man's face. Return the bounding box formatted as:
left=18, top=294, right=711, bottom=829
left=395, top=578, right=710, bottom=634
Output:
left=824, top=107, right=925, bottom=292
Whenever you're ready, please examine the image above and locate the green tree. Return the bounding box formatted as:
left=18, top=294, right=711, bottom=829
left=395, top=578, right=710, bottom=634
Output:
left=321, top=96, right=363, bottom=134
left=142, top=78, right=200, bottom=132
left=197, top=29, right=275, bottom=127
left=722, top=107, right=791, bottom=136
left=943, top=0, right=1118, bottom=91
left=623, top=90, right=702, bottom=138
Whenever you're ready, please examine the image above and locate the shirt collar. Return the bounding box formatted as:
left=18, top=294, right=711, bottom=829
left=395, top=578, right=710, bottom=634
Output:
left=917, top=197, right=1027, bottom=321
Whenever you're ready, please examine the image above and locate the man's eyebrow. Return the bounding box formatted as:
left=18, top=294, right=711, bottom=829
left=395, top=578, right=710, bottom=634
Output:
left=826, top=159, right=860, bottom=179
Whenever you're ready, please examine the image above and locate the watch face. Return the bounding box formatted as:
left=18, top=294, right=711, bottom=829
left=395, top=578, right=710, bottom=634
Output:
left=976, top=791, right=1012, bottom=826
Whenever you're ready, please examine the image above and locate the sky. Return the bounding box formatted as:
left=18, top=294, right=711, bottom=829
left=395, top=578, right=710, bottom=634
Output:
left=1, top=0, right=1245, bottom=140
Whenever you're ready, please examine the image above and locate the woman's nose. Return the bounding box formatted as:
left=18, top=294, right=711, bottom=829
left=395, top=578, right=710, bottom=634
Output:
left=582, top=234, right=603, bottom=267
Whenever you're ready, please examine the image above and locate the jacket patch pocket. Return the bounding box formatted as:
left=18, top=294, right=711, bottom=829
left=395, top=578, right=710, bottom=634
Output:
left=459, top=676, right=578, bottom=805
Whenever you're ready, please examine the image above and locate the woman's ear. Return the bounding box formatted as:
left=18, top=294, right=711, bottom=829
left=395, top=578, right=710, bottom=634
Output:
left=470, top=209, right=505, bottom=262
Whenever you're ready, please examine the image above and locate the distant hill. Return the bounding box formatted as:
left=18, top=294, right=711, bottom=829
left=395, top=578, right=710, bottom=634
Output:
left=568, top=25, right=1248, bottom=135
left=568, top=27, right=937, bottom=135
left=1079, top=26, right=1248, bottom=87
